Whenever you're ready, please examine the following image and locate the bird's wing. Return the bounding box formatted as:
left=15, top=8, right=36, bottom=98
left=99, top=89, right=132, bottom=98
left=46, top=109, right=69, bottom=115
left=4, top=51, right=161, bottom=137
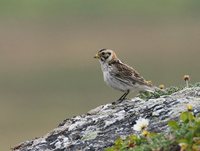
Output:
left=110, top=60, right=151, bottom=86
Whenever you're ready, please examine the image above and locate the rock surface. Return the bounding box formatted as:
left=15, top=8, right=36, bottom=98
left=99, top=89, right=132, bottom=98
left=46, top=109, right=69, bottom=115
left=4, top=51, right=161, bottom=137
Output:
left=13, top=87, right=200, bottom=151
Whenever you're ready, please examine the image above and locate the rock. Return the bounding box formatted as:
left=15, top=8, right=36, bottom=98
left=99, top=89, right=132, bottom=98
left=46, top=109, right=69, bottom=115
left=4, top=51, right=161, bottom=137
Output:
left=13, top=87, right=200, bottom=151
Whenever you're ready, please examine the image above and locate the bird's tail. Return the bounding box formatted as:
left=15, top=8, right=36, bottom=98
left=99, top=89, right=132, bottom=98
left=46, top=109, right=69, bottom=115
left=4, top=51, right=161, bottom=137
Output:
left=143, top=85, right=157, bottom=93
left=144, top=85, right=165, bottom=93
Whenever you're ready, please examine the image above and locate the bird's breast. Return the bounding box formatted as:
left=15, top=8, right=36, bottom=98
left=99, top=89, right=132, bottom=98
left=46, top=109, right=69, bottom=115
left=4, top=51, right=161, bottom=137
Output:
left=103, top=71, right=126, bottom=92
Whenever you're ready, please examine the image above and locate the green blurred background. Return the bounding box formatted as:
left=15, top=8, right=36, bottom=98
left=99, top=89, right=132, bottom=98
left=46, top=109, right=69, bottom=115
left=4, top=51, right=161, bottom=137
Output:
left=0, top=0, right=200, bottom=150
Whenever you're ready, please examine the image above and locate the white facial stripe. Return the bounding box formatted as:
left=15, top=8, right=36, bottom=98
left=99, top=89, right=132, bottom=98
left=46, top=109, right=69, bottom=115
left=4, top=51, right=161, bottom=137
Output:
left=99, top=50, right=114, bottom=62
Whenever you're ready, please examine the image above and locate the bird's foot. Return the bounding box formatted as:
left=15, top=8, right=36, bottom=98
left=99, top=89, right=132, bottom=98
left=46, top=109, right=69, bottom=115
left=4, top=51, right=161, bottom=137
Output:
left=112, top=98, right=127, bottom=105
left=112, top=91, right=130, bottom=105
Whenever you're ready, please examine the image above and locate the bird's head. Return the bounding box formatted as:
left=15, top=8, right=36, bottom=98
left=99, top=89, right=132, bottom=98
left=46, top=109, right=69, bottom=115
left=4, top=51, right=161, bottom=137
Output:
left=94, top=48, right=117, bottom=63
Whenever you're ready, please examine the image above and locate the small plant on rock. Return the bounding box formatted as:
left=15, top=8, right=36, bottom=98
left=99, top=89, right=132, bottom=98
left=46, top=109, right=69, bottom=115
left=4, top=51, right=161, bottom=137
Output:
left=105, top=105, right=200, bottom=151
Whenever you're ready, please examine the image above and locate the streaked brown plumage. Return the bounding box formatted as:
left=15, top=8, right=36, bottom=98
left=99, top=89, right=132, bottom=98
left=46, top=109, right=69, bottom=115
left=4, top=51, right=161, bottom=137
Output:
left=94, top=48, right=155, bottom=102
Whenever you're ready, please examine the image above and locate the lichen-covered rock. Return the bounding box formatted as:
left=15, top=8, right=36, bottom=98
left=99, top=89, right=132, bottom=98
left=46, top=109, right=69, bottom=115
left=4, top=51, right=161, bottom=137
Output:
left=13, top=87, right=200, bottom=151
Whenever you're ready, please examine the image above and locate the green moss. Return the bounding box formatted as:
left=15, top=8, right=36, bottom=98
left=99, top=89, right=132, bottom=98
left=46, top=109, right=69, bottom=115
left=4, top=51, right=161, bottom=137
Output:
left=138, top=82, right=200, bottom=100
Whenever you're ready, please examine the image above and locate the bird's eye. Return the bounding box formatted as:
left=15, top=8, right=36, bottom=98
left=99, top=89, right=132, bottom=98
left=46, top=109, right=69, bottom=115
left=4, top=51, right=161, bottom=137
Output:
left=102, top=52, right=105, bottom=55
left=108, top=52, right=111, bottom=55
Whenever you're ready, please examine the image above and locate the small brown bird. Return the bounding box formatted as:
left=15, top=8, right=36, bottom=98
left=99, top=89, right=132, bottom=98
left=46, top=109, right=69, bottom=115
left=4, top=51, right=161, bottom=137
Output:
left=94, top=49, right=156, bottom=102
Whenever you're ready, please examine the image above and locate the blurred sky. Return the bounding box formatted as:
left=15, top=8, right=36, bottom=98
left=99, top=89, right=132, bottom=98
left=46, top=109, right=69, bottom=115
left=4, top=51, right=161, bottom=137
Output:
left=0, top=1, right=200, bottom=150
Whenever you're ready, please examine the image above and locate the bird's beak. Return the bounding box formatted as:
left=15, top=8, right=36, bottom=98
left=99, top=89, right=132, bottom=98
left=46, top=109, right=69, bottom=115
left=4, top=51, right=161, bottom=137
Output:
left=94, top=53, right=100, bottom=59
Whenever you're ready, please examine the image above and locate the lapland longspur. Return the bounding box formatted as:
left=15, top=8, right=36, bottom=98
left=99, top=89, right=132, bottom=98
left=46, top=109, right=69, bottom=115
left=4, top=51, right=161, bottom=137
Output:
left=94, top=48, right=157, bottom=102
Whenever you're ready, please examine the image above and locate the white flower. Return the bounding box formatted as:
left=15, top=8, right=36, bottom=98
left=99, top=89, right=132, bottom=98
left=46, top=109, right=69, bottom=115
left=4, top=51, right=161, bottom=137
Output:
left=133, top=118, right=149, bottom=132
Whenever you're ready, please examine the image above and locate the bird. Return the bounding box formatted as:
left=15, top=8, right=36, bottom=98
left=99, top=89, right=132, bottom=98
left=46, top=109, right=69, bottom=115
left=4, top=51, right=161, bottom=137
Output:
left=94, top=48, right=157, bottom=103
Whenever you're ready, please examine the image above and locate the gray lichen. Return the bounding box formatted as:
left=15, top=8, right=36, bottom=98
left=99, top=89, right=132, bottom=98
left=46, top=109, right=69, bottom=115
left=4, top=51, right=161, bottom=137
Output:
left=13, top=87, right=200, bottom=151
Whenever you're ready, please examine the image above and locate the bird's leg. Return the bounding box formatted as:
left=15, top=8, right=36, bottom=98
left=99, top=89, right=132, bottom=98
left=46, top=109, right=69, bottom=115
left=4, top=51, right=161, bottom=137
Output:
left=112, top=90, right=130, bottom=105
left=118, top=90, right=130, bottom=102
left=119, top=92, right=127, bottom=100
